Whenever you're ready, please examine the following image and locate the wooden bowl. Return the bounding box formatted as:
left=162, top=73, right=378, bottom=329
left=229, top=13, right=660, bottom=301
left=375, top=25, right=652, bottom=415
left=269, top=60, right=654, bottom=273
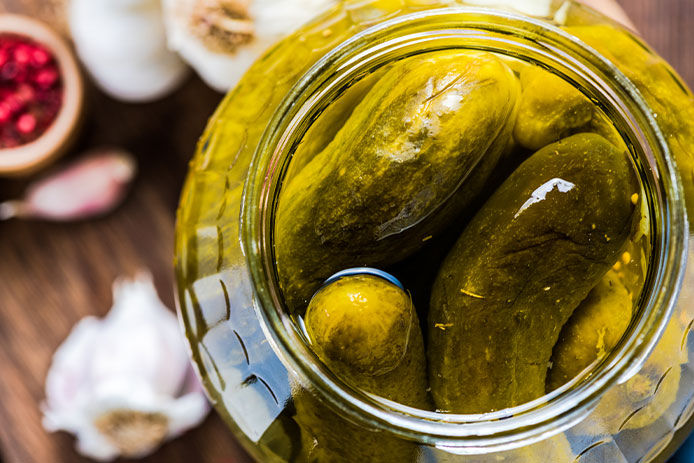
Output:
left=0, top=14, right=84, bottom=176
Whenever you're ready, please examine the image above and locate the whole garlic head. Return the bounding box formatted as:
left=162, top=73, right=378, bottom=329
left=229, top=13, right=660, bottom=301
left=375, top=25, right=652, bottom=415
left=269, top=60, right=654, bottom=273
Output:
left=163, top=0, right=337, bottom=92
left=42, top=273, right=209, bottom=461
left=70, top=0, right=189, bottom=102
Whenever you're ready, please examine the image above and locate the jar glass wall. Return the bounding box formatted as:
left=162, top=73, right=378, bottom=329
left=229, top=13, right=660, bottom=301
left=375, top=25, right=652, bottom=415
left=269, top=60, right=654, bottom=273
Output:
left=175, top=2, right=694, bottom=462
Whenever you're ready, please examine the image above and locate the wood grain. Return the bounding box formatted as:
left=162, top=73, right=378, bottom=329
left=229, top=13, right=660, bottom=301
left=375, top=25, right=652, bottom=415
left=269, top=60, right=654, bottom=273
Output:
left=0, top=1, right=692, bottom=463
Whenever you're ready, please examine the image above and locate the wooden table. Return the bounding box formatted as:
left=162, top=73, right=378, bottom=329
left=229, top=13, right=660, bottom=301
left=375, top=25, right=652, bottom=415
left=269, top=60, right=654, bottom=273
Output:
left=0, top=1, right=692, bottom=462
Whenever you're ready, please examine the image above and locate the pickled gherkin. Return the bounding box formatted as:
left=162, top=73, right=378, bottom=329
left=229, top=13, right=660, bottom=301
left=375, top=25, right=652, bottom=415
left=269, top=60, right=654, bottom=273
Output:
left=288, top=66, right=390, bottom=175
left=275, top=50, right=520, bottom=311
left=304, top=274, right=429, bottom=408
left=547, top=269, right=633, bottom=391
left=428, top=133, right=639, bottom=413
left=293, top=274, right=429, bottom=462
left=514, top=66, right=594, bottom=150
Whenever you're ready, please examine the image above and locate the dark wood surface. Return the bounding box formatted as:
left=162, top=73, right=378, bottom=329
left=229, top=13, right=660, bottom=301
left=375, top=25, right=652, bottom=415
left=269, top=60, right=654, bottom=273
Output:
left=0, top=1, right=692, bottom=463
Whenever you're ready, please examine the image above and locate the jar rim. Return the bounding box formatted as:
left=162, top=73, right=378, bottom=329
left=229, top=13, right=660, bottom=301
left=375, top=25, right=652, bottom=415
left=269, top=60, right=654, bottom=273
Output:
left=242, top=6, right=688, bottom=450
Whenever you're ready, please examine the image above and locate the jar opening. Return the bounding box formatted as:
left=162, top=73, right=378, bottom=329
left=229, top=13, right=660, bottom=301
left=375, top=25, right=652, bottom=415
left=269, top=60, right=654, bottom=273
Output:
left=242, top=7, right=687, bottom=450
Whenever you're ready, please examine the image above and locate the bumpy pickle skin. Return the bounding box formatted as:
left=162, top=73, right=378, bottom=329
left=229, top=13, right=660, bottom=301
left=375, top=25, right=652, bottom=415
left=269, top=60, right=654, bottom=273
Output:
left=566, top=24, right=694, bottom=227
left=275, top=50, right=520, bottom=311
left=305, top=274, right=429, bottom=407
left=514, top=66, right=595, bottom=150
left=428, top=133, right=639, bottom=414
left=294, top=274, right=429, bottom=462
left=547, top=269, right=633, bottom=391
left=288, top=66, right=390, bottom=176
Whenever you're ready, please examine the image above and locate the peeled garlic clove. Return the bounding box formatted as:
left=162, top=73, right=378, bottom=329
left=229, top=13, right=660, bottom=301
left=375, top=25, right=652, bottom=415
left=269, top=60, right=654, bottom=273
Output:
left=0, top=149, right=136, bottom=221
left=42, top=272, right=210, bottom=462
left=163, top=0, right=336, bottom=92
left=70, top=0, right=189, bottom=102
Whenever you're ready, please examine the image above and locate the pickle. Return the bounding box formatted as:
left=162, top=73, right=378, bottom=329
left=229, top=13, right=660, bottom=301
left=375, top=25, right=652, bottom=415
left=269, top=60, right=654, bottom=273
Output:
left=305, top=274, right=429, bottom=407
left=547, top=270, right=633, bottom=391
left=567, top=24, right=694, bottom=227
left=275, top=50, right=520, bottom=311
left=514, top=66, right=594, bottom=150
left=428, top=133, right=639, bottom=413
left=288, top=66, right=389, bottom=175
left=294, top=274, right=429, bottom=462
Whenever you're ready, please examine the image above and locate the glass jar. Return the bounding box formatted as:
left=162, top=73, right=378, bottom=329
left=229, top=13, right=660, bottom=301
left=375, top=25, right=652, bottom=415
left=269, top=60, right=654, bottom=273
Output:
left=174, top=1, right=694, bottom=462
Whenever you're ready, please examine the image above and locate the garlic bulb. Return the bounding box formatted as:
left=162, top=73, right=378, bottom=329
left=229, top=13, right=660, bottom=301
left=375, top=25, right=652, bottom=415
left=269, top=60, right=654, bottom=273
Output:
left=163, top=0, right=336, bottom=92
left=42, top=273, right=209, bottom=461
left=70, top=0, right=189, bottom=102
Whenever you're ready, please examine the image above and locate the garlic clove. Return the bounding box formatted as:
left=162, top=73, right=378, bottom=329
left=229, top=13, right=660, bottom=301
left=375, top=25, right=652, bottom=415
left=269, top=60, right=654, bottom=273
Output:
left=0, top=149, right=137, bottom=222
left=163, top=0, right=337, bottom=92
left=42, top=272, right=210, bottom=461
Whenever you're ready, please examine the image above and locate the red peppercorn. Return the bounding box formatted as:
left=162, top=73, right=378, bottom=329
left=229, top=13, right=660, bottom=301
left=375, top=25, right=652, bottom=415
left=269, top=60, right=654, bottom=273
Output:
left=31, top=47, right=50, bottom=67
left=15, top=83, right=34, bottom=103
left=0, top=103, right=10, bottom=123
left=1, top=61, right=18, bottom=81
left=13, top=45, right=31, bottom=65
left=4, top=94, right=23, bottom=113
left=35, top=67, right=58, bottom=88
left=16, top=113, right=36, bottom=134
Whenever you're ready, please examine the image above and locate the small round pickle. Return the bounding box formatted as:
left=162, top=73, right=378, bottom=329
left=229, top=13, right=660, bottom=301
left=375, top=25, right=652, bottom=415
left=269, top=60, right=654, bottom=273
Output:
left=275, top=50, right=520, bottom=311
left=547, top=269, right=633, bottom=391
left=428, top=133, right=639, bottom=413
left=514, top=66, right=594, bottom=150
left=305, top=273, right=429, bottom=407
left=294, top=273, right=429, bottom=462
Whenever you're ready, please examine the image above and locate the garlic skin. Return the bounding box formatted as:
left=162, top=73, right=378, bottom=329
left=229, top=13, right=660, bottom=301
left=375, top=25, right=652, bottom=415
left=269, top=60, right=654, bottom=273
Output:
left=163, top=0, right=336, bottom=92
left=70, top=0, right=189, bottom=102
left=42, top=273, right=210, bottom=461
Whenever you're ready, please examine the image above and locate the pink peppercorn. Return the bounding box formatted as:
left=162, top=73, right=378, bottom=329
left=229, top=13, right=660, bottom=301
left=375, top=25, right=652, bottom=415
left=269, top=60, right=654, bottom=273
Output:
left=16, top=113, right=36, bottom=134
left=13, top=45, right=31, bottom=65
left=0, top=103, right=10, bottom=123
left=35, top=67, right=58, bottom=88
left=31, top=47, right=49, bottom=67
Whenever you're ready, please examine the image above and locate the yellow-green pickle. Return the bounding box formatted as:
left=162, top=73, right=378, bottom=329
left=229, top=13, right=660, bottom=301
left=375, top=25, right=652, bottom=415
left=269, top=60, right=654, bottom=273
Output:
left=548, top=269, right=633, bottom=391
left=513, top=66, right=595, bottom=151
left=304, top=275, right=429, bottom=408
left=294, top=274, right=429, bottom=462
left=275, top=50, right=520, bottom=310
left=175, top=2, right=694, bottom=462
left=428, top=133, right=638, bottom=413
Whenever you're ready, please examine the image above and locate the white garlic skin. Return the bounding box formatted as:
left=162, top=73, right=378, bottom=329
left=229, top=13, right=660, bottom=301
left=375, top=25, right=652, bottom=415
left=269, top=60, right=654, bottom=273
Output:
left=70, top=0, right=189, bottom=102
left=42, top=273, right=209, bottom=461
left=163, top=0, right=336, bottom=93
